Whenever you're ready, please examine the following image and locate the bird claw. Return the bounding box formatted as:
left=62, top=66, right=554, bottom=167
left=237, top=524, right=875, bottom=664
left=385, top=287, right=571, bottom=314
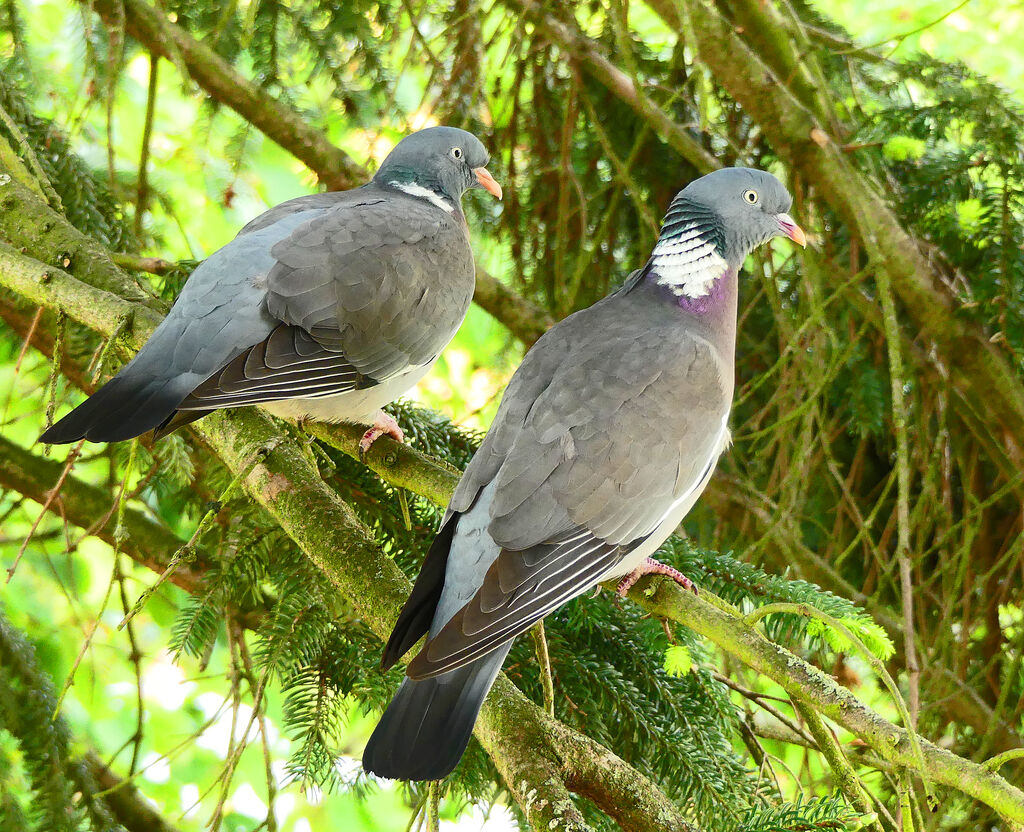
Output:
left=358, top=411, right=405, bottom=461
left=616, top=557, right=698, bottom=597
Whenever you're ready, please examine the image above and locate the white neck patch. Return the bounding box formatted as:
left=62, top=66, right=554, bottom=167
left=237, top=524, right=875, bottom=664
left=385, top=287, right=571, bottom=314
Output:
left=650, top=225, right=728, bottom=298
left=388, top=181, right=455, bottom=213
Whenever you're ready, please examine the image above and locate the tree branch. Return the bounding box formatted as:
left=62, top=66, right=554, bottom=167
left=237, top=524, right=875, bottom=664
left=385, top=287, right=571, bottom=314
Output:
left=0, top=170, right=158, bottom=306
left=286, top=384, right=1024, bottom=821
left=84, top=750, right=183, bottom=832
left=473, top=262, right=555, bottom=346
left=0, top=434, right=208, bottom=595
left=0, top=185, right=698, bottom=832
left=631, top=580, right=1024, bottom=826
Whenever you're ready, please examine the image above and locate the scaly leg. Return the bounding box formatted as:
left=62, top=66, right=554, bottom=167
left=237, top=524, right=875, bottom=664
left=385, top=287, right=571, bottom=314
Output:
left=359, top=410, right=405, bottom=459
left=616, top=557, right=697, bottom=597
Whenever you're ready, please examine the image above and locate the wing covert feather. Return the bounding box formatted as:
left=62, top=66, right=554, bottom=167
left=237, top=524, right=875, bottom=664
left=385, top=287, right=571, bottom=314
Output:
left=264, top=193, right=475, bottom=382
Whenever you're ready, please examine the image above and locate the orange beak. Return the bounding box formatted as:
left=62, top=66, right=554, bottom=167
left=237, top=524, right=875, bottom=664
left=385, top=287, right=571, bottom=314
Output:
left=473, top=167, right=503, bottom=200
left=776, top=213, right=807, bottom=247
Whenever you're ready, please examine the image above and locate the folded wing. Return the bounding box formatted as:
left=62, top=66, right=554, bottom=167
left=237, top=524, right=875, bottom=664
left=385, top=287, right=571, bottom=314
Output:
left=404, top=287, right=733, bottom=679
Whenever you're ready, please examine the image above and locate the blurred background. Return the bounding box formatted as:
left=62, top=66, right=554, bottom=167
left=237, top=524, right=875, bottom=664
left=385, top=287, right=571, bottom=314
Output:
left=1, top=1, right=1024, bottom=830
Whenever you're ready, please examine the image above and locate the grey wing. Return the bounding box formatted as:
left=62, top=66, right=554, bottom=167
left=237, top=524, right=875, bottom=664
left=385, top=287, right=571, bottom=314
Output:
left=178, top=194, right=475, bottom=408
left=265, top=194, right=476, bottom=381
left=409, top=296, right=732, bottom=679
left=174, top=325, right=367, bottom=409
left=236, top=192, right=346, bottom=236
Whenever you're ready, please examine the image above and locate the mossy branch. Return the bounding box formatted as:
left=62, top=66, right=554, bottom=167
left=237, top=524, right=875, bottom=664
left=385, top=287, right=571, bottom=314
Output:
left=317, top=412, right=1024, bottom=822
left=632, top=580, right=1024, bottom=827
left=0, top=181, right=698, bottom=832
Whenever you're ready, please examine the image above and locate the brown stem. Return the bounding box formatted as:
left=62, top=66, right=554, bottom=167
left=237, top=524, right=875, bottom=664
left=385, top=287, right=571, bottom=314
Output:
left=133, top=53, right=159, bottom=237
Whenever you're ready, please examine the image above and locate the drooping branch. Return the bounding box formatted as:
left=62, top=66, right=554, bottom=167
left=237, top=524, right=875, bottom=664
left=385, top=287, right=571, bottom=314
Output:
left=508, top=0, right=1024, bottom=480
left=0, top=434, right=208, bottom=595
left=86, top=0, right=364, bottom=190
left=672, top=0, right=1024, bottom=473
left=78, top=0, right=556, bottom=349
left=509, top=0, right=719, bottom=174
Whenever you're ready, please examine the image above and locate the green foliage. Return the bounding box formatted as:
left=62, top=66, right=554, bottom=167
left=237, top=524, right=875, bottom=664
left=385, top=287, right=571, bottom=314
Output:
left=664, top=644, right=693, bottom=677
left=737, top=794, right=861, bottom=832
left=2, top=0, right=1023, bottom=829
left=0, top=77, right=133, bottom=250
left=859, top=56, right=1024, bottom=355
left=660, top=539, right=895, bottom=661
left=0, top=731, right=32, bottom=832
left=0, top=609, right=81, bottom=832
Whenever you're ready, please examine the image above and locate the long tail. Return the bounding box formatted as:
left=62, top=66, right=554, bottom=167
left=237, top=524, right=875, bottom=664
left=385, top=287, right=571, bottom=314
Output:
left=39, top=369, right=198, bottom=444
left=361, top=644, right=509, bottom=781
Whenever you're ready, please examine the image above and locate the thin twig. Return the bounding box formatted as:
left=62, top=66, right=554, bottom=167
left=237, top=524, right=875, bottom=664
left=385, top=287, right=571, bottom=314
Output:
left=876, top=267, right=920, bottom=728
left=531, top=620, right=555, bottom=718
left=119, top=438, right=279, bottom=628
left=133, top=53, right=159, bottom=237
left=7, top=438, right=84, bottom=582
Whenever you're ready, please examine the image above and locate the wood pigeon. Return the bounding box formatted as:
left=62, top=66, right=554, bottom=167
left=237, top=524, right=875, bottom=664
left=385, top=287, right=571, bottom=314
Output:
left=362, top=167, right=806, bottom=781
left=39, top=126, right=502, bottom=452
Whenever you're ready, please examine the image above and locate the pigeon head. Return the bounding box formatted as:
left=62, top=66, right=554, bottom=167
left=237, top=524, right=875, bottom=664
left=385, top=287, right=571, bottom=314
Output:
left=375, top=126, right=502, bottom=211
left=650, top=167, right=805, bottom=299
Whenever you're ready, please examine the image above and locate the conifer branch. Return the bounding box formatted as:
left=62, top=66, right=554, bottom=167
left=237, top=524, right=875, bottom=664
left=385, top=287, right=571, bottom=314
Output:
left=0, top=608, right=183, bottom=832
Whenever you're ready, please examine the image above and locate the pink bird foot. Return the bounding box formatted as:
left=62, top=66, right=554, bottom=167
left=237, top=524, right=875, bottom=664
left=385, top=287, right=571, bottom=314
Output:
left=616, top=557, right=698, bottom=597
left=359, top=410, right=405, bottom=459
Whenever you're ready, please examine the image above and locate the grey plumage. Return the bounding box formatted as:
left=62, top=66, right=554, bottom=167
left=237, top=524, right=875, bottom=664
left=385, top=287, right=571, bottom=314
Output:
left=363, top=167, right=805, bottom=781
left=40, top=126, right=499, bottom=445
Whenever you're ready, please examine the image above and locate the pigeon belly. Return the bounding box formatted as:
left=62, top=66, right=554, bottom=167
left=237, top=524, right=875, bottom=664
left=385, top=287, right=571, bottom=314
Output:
left=598, top=416, right=732, bottom=582
left=259, top=360, right=436, bottom=425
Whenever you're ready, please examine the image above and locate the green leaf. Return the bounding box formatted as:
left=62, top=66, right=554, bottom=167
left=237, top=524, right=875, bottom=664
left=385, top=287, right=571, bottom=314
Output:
left=882, top=135, right=927, bottom=161
left=663, top=644, right=693, bottom=677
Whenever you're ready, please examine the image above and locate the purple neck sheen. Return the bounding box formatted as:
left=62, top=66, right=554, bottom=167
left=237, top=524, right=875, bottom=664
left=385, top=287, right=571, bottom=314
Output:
left=675, top=269, right=737, bottom=318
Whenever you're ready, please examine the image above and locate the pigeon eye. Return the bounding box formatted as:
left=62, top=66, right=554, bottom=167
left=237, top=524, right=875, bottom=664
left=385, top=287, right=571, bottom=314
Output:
left=743, top=189, right=759, bottom=204
left=451, top=147, right=463, bottom=160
